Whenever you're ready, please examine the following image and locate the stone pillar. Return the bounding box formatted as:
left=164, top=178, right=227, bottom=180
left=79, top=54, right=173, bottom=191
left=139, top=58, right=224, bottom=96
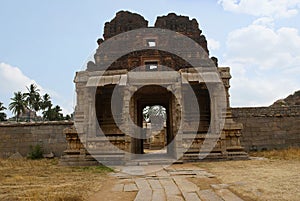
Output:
left=169, top=81, right=183, bottom=160
left=209, top=85, right=216, bottom=135
left=209, top=83, right=228, bottom=156
left=122, top=85, right=137, bottom=160
left=87, top=87, right=97, bottom=139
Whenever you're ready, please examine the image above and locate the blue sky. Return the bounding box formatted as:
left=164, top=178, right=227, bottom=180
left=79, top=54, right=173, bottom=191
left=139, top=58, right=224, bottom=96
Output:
left=1, top=0, right=300, bottom=116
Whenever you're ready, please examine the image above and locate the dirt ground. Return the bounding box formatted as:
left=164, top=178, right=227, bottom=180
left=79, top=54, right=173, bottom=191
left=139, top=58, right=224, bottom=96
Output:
left=1, top=148, right=299, bottom=201
left=0, top=159, right=112, bottom=201
left=88, top=178, right=136, bottom=201
left=197, top=149, right=300, bottom=201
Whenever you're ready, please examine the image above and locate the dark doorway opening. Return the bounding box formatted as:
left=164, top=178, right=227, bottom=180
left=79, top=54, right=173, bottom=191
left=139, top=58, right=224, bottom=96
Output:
left=132, top=85, right=177, bottom=158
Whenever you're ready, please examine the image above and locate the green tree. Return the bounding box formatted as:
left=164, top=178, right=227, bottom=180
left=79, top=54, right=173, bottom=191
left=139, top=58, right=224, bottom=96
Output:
left=64, top=114, right=71, bottom=120
left=0, top=102, right=7, bottom=121
left=43, top=105, right=63, bottom=121
left=40, top=93, right=52, bottom=121
left=40, top=93, right=52, bottom=111
left=9, top=92, right=26, bottom=122
left=24, top=84, right=41, bottom=121
left=63, top=112, right=74, bottom=121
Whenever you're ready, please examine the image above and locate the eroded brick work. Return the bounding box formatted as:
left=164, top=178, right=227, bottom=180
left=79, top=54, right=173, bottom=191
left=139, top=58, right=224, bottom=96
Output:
left=61, top=11, right=247, bottom=166
left=103, top=11, right=148, bottom=40
left=0, top=122, right=72, bottom=158
left=155, top=13, right=209, bottom=54
left=106, top=50, right=193, bottom=71
left=93, top=11, right=210, bottom=71
left=232, top=106, right=300, bottom=151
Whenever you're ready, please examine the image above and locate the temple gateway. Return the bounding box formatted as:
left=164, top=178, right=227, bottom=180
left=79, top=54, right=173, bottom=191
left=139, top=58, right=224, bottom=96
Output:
left=61, top=11, right=247, bottom=166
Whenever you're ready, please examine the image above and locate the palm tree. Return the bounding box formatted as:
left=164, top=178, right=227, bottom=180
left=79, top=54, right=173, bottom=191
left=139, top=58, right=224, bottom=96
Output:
left=32, top=93, right=41, bottom=112
left=42, top=107, right=51, bottom=121
left=40, top=93, right=52, bottom=121
left=9, top=92, right=26, bottom=122
left=24, top=84, right=41, bottom=121
left=53, top=105, right=63, bottom=121
left=40, top=93, right=52, bottom=111
left=0, top=102, right=7, bottom=121
left=43, top=105, right=63, bottom=121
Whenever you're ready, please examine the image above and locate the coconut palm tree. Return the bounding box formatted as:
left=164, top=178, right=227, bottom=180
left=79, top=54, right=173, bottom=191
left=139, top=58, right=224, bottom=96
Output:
left=53, top=105, right=63, bottom=120
left=40, top=93, right=52, bottom=121
left=43, top=105, right=63, bottom=121
left=9, top=92, right=26, bottom=122
left=24, top=84, right=41, bottom=121
left=40, top=93, right=52, bottom=111
left=0, top=102, right=7, bottom=121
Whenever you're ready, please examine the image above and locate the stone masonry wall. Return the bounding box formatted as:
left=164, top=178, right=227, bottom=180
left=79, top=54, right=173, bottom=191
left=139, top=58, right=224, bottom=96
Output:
left=231, top=106, right=300, bottom=151
left=0, top=121, right=73, bottom=158
left=1, top=106, right=299, bottom=159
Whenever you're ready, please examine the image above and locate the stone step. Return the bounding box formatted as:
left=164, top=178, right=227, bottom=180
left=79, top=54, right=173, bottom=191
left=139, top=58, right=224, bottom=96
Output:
left=182, top=153, right=225, bottom=161
left=125, top=158, right=177, bottom=166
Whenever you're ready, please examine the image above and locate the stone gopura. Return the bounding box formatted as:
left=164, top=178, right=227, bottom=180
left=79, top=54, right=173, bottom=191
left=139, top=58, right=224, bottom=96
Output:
left=61, top=11, right=247, bottom=166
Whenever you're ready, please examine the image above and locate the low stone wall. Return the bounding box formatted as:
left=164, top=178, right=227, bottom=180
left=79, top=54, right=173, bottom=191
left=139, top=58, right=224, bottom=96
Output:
left=0, top=121, right=73, bottom=158
left=1, top=106, right=299, bottom=159
left=231, top=106, right=300, bottom=151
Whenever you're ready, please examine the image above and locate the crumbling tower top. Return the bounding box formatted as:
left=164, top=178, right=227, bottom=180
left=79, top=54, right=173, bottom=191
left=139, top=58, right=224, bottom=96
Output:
left=103, top=11, right=148, bottom=40
left=90, top=11, right=217, bottom=71
left=155, top=13, right=208, bottom=54
left=100, top=11, right=209, bottom=54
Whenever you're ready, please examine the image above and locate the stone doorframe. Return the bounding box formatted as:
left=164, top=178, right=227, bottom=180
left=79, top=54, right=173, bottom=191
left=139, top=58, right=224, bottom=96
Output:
left=130, top=85, right=175, bottom=158
left=122, top=84, right=182, bottom=161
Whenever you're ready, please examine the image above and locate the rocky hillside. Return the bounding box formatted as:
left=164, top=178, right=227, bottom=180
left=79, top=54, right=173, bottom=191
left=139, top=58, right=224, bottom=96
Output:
left=271, top=90, right=300, bottom=107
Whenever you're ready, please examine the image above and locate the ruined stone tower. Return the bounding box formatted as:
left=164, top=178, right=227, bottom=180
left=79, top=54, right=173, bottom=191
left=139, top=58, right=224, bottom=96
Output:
left=61, top=11, right=247, bottom=166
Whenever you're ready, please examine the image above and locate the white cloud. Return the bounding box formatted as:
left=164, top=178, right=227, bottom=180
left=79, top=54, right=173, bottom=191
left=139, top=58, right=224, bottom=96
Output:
left=218, top=0, right=300, bottom=18
left=225, top=24, right=300, bottom=70
left=253, top=17, right=274, bottom=28
left=0, top=63, right=72, bottom=116
left=0, top=62, right=39, bottom=94
left=229, top=66, right=299, bottom=106
left=222, top=21, right=300, bottom=107
left=207, top=38, right=220, bottom=51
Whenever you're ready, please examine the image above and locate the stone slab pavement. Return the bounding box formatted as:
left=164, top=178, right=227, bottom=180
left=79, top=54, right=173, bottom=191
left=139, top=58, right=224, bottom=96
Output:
left=106, top=164, right=245, bottom=201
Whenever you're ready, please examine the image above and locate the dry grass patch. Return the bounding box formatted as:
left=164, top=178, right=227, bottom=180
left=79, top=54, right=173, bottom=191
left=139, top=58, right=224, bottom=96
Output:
left=251, top=147, right=300, bottom=160
left=197, top=148, right=300, bottom=201
left=0, top=159, right=113, bottom=201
